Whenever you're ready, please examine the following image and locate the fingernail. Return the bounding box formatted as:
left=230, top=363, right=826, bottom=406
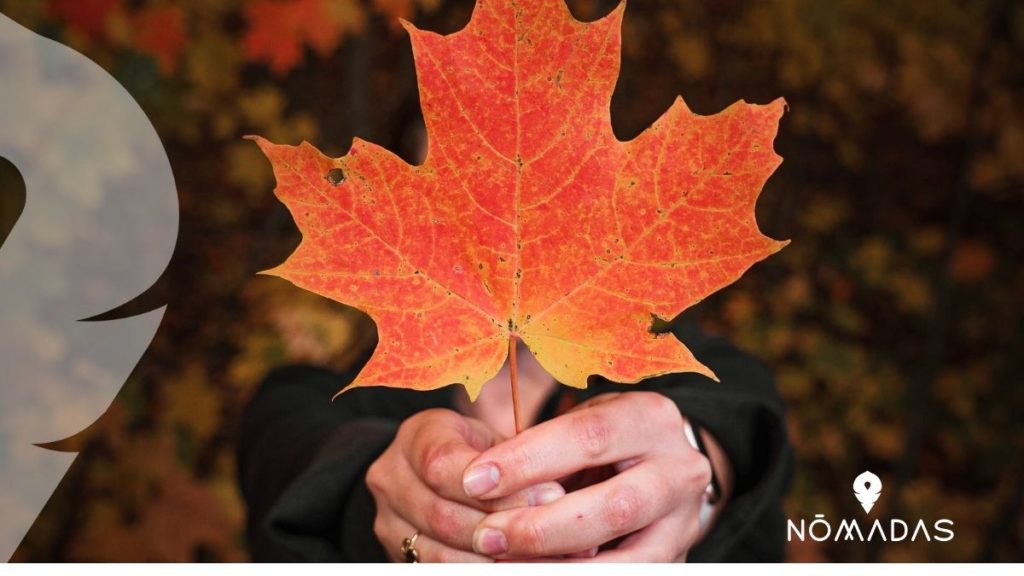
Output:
left=474, top=527, right=508, bottom=555
left=463, top=463, right=499, bottom=497
left=529, top=485, right=564, bottom=506
left=564, top=546, right=599, bottom=559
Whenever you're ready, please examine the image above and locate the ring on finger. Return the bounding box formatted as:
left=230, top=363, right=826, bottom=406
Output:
left=401, top=530, right=421, bottom=563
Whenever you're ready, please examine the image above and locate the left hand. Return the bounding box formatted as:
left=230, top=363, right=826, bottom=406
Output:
left=460, top=391, right=714, bottom=562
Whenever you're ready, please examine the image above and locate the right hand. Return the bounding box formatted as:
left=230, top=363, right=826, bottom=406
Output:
left=367, top=408, right=565, bottom=562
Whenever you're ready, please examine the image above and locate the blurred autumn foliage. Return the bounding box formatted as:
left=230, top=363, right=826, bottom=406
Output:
left=1, top=0, right=1021, bottom=563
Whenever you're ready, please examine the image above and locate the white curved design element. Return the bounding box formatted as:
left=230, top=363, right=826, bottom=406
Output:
left=0, top=13, right=178, bottom=560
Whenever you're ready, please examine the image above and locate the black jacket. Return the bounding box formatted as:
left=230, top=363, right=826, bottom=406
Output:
left=237, top=322, right=792, bottom=562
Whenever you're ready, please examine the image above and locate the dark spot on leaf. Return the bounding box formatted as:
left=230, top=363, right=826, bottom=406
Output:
left=325, top=168, right=345, bottom=185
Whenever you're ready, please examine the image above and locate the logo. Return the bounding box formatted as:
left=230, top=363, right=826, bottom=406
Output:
left=853, top=471, right=882, bottom=513
left=0, top=13, right=177, bottom=560
left=787, top=471, right=955, bottom=544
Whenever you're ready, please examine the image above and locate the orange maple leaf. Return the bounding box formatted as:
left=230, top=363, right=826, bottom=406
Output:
left=243, top=0, right=365, bottom=75
left=252, top=0, right=788, bottom=400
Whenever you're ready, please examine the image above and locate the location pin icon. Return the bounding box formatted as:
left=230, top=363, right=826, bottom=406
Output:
left=853, top=471, right=883, bottom=513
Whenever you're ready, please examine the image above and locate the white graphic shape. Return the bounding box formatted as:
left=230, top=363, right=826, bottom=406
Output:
left=853, top=470, right=883, bottom=514
left=0, top=13, right=178, bottom=560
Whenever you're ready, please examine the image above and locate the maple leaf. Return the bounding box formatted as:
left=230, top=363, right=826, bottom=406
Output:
left=243, top=0, right=365, bottom=75
left=251, top=0, right=788, bottom=400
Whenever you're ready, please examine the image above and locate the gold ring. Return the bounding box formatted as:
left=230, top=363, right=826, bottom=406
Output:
left=401, top=530, right=420, bottom=563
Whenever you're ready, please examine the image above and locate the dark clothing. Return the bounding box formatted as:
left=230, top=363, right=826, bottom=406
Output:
left=237, top=323, right=792, bottom=562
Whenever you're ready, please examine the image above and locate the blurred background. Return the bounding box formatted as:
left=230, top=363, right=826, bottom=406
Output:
left=0, top=0, right=1021, bottom=562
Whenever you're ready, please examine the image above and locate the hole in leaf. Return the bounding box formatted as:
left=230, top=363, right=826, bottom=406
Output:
left=325, top=168, right=346, bottom=186
left=648, top=313, right=673, bottom=335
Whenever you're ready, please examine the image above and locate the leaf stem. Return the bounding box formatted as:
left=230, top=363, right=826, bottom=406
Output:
left=509, top=334, right=522, bottom=435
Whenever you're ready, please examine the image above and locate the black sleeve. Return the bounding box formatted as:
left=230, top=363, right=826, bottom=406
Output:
left=610, top=322, right=793, bottom=561
left=236, top=364, right=453, bottom=562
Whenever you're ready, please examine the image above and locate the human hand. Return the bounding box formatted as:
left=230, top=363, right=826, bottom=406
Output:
left=461, top=392, right=715, bottom=562
left=367, top=408, right=566, bottom=562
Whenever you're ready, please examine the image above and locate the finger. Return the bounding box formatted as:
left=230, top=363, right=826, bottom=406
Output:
left=477, top=481, right=566, bottom=512
left=472, top=460, right=684, bottom=559
left=407, top=414, right=500, bottom=506
left=384, top=513, right=494, bottom=563
left=579, top=508, right=698, bottom=562
left=406, top=413, right=565, bottom=512
left=388, top=464, right=488, bottom=551
left=463, top=392, right=684, bottom=499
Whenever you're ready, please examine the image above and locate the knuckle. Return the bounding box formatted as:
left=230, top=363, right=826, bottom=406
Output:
left=507, top=512, right=547, bottom=556
left=366, top=468, right=382, bottom=496
left=397, top=413, right=423, bottom=437
left=642, top=392, right=682, bottom=430
left=365, top=458, right=389, bottom=497
left=428, top=407, right=464, bottom=428
left=603, top=484, right=644, bottom=533
left=372, top=515, right=387, bottom=543
left=406, top=408, right=457, bottom=433
left=426, top=499, right=460, bottom=543
left=420, top=440, right=459, bottom=489
left=505, top=442, right=536, bottom=481
left=693, top=454, right=713, bottom=487
left=571, top=412, right=612, bottom=459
